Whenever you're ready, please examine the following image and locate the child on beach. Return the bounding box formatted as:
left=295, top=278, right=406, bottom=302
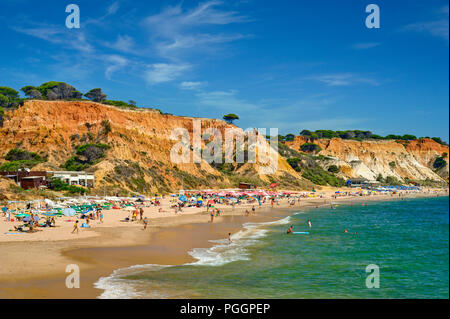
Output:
left=72, top=220, right=79, bottom=234
left=143, top=217, right=148, bottom=230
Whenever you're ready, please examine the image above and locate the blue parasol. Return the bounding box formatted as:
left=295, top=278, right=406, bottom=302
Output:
left=63, top=208, right=77, bottom=217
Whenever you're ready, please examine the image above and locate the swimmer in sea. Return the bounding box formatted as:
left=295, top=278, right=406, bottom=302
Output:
left=344, top=228, right=348, bottom=233
left=287, top=225, right=294, bottom=234
left=307, top=220, right=311, bottom=228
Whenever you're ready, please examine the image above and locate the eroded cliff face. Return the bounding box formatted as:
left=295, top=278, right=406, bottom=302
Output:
left=285, top=136, right=449, bottom=182
left=0, top=100, right=306, bottom=194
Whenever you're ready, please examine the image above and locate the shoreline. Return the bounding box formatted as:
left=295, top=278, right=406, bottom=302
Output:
left=0, top=191, right=447, bottom=299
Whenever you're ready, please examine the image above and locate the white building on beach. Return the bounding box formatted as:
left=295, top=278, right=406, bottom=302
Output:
left=48, top=171, right=95, bottom=188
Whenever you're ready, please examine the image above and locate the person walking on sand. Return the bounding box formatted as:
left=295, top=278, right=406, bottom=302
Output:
left=72, top=220, right=79, bottom=234
left=210, top=211, right=214, bottom=223
left=252, top=206, right=256, bottom=215
left=143, top=217, right=148, bottom=230
left=99, top=211, right=103, bottom=224
left=139, top=207, right=144, bottom=221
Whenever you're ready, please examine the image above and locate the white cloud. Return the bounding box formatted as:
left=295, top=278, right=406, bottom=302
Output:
left=107, top=1, right=120, bottom=15
left=143, top=0, right=249, bottom=59
left=180, top=81, right=205, bottom=90
left=196, top=90, right=260, bottom=112
left=12, top=24, right=94, bottom=53
left=306, top=73, right=380, bottom=86
left=104, top=55, right=128, bottom=80
left=145, top=63, right=191, bottom=84
left=104, top=35, right=135, bottom=53
left=403, top=19, right=449, bottom=41
left=402, top=5, right=449, bottom=41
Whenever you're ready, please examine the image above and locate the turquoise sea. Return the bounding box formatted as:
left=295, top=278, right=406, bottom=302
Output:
left=96, top=197, right=449, bottom=298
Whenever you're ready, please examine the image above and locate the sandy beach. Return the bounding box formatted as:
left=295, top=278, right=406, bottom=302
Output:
left=0, top=188, right=447, bottom=299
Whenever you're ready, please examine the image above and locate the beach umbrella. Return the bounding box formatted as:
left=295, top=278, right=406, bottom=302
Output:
left=42, top=212, right=56, bottom=216
left=63, top=208, right=77, bottom=217
left=179, top=195, right=187, bottom=202
left=44, top=199, right=55, bottom=206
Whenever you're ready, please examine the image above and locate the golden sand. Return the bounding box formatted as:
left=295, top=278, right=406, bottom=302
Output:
left=0, top=188, right=447, bottom=298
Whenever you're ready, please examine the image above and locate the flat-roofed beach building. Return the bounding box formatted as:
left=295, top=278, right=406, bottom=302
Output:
left=48, top=171, right=95, bottom=188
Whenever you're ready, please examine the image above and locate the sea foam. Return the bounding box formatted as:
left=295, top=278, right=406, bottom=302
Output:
left=94, top=215, right=292, bottom=298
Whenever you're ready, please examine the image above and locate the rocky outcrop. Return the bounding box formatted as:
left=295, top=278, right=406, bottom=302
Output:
left=285, top=136, right=449, bottom=182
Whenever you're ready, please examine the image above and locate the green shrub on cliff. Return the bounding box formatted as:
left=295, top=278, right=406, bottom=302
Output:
left=433, top=156, right=447, bottom=170
left=51, top=178, right=88, bottom=195
left=63, top=143, right=111, bottom=171
left=103, top=100, right=137, bottom=109
left=328, top=165, right=339, bottom=173
left=0, top=148, right=46, bottom=171
left=300, top=142, right=321, bottom=153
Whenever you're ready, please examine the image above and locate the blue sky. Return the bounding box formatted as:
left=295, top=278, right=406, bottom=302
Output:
left=0, top=0, right=448, bottom=141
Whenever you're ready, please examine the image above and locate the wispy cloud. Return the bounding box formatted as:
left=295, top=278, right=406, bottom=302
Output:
left=142, top=0, right=250, bottom=60
left=402, top=5, right=449, bottom=41
left=104, top=55, right=128, bottom=80
left=145, top=63, right=191, bottom=84
left=85, top=1, right=121, bottom=26
left=305, top=73, right=380, bottom=87
left=196, top=89, right=260, bottom=112
left=104, top=35, right=135, bottom=53
left=12, top=23, right=94, bottom=54
left=352, top=42, right=380, bottom=50
left=180, top=81, right=206, bottom=90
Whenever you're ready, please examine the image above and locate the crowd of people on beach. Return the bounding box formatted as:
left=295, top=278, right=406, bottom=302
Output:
left=0, top=187, right=447, bottom=238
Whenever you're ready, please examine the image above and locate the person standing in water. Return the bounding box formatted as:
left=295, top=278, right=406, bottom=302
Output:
left=228, top=233, right=232, bottom=244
